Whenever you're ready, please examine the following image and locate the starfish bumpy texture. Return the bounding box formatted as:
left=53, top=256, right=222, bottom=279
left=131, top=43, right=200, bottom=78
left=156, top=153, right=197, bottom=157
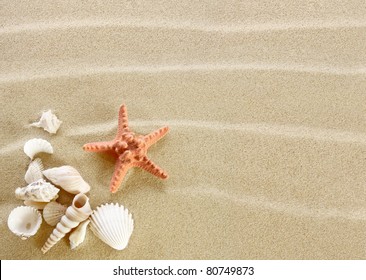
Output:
left=83, top=104, right=169, bottom=193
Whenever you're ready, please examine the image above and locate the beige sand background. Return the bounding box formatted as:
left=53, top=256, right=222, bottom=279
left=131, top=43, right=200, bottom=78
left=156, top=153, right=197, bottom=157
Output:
left=1, top=1, right=366, bottom=259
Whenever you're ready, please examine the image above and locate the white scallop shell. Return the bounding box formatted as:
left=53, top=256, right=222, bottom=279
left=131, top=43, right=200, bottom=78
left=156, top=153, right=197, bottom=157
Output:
left=15, top=179, right=59, bottom=202
left=8, top=206, right=42, bottom=240
left=30, top=110, right=62, bottom=134
left=89, top=203, right=134, bottom=250
left=43, top=166, right=91, bottom=194
left=43, top=201, right=67, bottom=226
left=69, top=219, right=90, bottom=249
left=24, top=138, right=53, bottom=160
left=24, top=200, right=48, bottom=209
left=24, top=158, right=44, bottom=184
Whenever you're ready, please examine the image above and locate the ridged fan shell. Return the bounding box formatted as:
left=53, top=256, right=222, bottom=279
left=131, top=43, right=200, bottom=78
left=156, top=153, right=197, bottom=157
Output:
left=24, top=138, right=53, bottom=160
left=43, top=165, right=91, bottom=194
left=8, top=206, right=42, bottom=240
left=25, top=158, right=44, bottom=184
left=89, top=203, right=134, bottom=250
left=15, top=179, right=59, bottom=202
left=43, top=201, right=67, bottom=226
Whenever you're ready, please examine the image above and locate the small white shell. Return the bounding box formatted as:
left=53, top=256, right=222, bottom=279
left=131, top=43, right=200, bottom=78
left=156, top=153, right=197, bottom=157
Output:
left=24, top=200, right=48, bottom=209
left=30, top=110, right=62, bottom=134
left=43, top=166, right=91, bottom=194
left=8, top=206, right=42, bottom=240
left=90, top=203, right=134, bottom=250
left=24, top=158, right=44, bottom=184
left=43, top=201, right=67, bottom=226
left=69, top=220, right=90, bottom=249
left=15, top=179, right=59, bottom=202
left=24, top=138, right=53, bottom=160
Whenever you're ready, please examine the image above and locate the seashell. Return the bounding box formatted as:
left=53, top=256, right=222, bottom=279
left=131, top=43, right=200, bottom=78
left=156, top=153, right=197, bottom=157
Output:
left=8, top=206, right=42, bottom=240
left=30, top=110, right=62, bottom=134
left=24, top=200, right=48, bottom=209
left=43, top=201, right=67, bottom=226
left=24, top=158, right=44, bottom=184
left=24, top=138, right=53, bottom=160
left=41, top=193, right=92, bottom=254
left=89, top=203, right=134, bottom=250
left=43, top=165, right=91, bottom=194
left=69, top=220, right=90, bottom=249
left=15, top=179, right=59, bottom=202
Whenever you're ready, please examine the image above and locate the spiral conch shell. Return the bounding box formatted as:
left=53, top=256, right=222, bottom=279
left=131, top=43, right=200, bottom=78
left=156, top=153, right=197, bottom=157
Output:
left=30, top=110, right=62, bottom=134
left=43, top=166, right=91, bottom=194
left=41, top=193, right=92, bottom=254
left=15, top=179, right=59, bottom=202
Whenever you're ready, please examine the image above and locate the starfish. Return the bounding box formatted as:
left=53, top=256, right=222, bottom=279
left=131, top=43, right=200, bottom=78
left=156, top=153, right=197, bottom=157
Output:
left=83, top=104, right=169, bottom=193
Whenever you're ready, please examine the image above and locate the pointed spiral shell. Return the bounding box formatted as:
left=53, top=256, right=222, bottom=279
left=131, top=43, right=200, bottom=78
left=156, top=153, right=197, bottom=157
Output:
left=41, top=193, right=92, bottom=254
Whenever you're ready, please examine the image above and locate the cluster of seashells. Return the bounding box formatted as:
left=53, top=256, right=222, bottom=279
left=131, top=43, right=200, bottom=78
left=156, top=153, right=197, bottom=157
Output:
left=7, top=111, right=134, bottom=254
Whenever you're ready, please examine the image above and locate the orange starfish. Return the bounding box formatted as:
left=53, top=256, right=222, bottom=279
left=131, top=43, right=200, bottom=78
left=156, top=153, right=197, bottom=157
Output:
left=83, top=104, right=169, bottom=193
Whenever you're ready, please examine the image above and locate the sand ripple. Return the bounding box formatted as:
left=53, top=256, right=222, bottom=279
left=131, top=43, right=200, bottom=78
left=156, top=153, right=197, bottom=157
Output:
left=169, top=186, right=366, bottom=221
left=66, top=119, right=366, bottom=146
left=4, top=119, right=366, bottom=155
left=1, top=18, right=366, bottom=35
left=0, top=63, right=364, bottom=84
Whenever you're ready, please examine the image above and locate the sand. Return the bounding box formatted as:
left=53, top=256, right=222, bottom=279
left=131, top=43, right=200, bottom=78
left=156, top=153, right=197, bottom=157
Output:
left=1, top=0, right=366, bottom=259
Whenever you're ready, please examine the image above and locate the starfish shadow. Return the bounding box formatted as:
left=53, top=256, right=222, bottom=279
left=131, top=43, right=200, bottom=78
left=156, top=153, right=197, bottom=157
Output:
left=91, top=152, right=117, bottom=181
left=118, top=168, right=168, bottom=196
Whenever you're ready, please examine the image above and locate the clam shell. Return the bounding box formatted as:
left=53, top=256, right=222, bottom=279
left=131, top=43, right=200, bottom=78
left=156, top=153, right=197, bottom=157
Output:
left=8, top=206, right=42, bottom=240
left=24, top=138, right=53, bottom=160
left=90, top=203, right=134, bottom=250
left=69, top=220, right=90, bottom=249
left=15, top=179, right=59, bottom=202
left=43, top=165, right=91, bottom=194
left=24, top=158, right=44, bottom=184
left=30, top=110, right=62, bottom=134
left=24, top=200, right=48, bottom=209
left=43, top=201, right=67, bottom=226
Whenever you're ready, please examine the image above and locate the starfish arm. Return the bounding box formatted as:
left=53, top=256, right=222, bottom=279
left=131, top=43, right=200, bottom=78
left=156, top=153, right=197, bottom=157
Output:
left=83, top=141, right=114, bottom=152
left=144, top=126, right=169, bottom=148
left=110, top=160, right=131, bottom=193
left=135, top=157, right=168, bottom=179
left=116, top=104, right=130, bottom=138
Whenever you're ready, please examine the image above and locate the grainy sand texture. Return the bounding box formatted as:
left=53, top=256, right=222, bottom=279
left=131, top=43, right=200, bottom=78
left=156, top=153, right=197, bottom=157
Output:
left=1, top=1, right=366, bottom=259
